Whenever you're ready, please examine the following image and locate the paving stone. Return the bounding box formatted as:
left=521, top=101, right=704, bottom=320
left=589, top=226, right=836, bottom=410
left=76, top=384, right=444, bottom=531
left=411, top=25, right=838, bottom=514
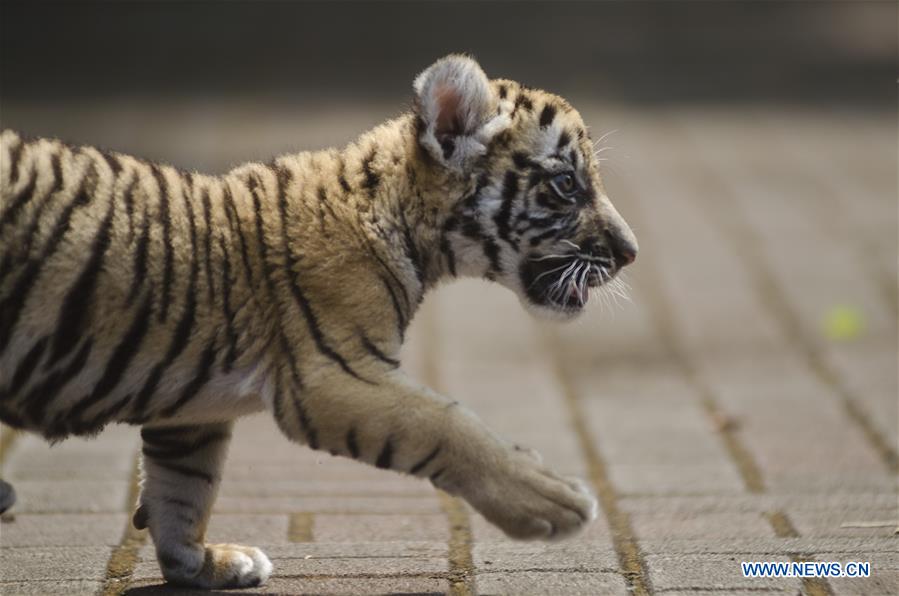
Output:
left=0, top=546, right=112, bottom=581
left=213, top=494, right=442, bottom=515
left=7, top=480, right=130, bottom=514
left=574, top=365, right=745, bottom=496
left=0, top=580, right=104, bottom=594
left=0, top=513, right=127, bottom=546
left=476, top=570, right=627, bottom=595
left=788, top=507, right=898, bottom=539
left=825, top=339, right=899, bottom=448
left=127, top=575, right=449, bottom=595
left=816, top=551, right=899, bottom=596
left=645, top=553, right=800, bottom=592
left=203, top=513, right=291, bottom=546
left=629, top=510, right=775, bottom=542
left=313, top=513, right=449, bottom=542
left=637, top=536, right=899, bottom=557
left=4, top=426, right=138, bottom=481
left=473, top=541, right=619, bottom=572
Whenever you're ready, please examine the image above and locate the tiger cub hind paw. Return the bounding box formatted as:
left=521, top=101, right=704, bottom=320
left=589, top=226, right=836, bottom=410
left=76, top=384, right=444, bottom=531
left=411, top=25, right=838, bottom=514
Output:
left=160, top=543, right=273, bottom=589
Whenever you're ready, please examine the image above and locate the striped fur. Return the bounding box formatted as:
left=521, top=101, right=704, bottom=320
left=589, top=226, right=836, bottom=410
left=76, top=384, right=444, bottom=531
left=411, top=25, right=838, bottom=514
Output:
left=0, top=55, right=636, bottom=588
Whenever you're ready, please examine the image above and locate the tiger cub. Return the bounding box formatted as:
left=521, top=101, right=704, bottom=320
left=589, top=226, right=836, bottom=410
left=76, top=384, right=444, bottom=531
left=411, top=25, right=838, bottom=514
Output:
left=0, top=55, right=637, bottom=588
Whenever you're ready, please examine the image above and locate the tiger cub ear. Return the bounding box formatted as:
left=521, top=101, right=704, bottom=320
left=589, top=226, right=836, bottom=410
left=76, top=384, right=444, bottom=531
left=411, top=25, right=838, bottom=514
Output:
left=413, top=54, right=510, bottom=172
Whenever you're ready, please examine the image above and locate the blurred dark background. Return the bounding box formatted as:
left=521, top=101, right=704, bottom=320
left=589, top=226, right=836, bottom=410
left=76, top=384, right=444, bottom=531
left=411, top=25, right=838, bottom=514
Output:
left=1, top=0, right=896, bottom=105
left=2, top=1, right=895, bottom=173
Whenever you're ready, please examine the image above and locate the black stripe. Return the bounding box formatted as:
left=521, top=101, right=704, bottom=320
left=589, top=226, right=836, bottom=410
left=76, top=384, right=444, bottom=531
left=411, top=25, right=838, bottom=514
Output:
left=62, top=392, right=132, bottom=437
left=152, top=460, right=214, bottom=485
left=378, top=273, right=408, bottom=341
left=127, top=201, right=151, bottom=305
left=361, top=149, right=380, bottom=194
left=398, top=207, right=424, bottom=287
left=346, top=428, right=360, bottom=458
left=529, top=225, right=564, bottom=247
left=120, top=173, right=137, bottom=243
left=498, top=84, right=508, bottom=99
left=375, top=438, right=393, bottom=469
left=512, top=152, right=542, bottom=171
left=281, top=356, right=319, bottom=449
left=5, top=137, right=24, bottom=186
left=513, top=93, right=533, bottom=116
left=67, top=292, right=152, bottom=421
left=337, top=158, right=352, bottom=193
left=440, top=235, right=457, bottom=277
left=365, top=239, right=411, bottom=314
left=0, top=157, right=37, bottom=230
left=152, top=166, right=174, bottom=322
left=410, top=445, right=441, bottom=475
left=141, top=428, right=228, bottom=460
left=539, top=103, right=557, bottom=128
left=248, top=173, right=278, bottom=295
left=5, top=337, right=48, bottom=397
left=429, top=468, right=445, bottom=483
left=99, top=151, right=122, bottom=175
left=130, top=176, right=200, bottom=420
left=359, top=334, right=399, bottom=368
left=557, top=130, right=571, bottom=150
left=278, top=180, right=370, bottom=383
left=222, top=184, right=255, bottom=289
left=316, top=186, right=328, bottom=234
left=160, top=341, right=217, bottom=418
left=440, top=138, right=455, bottom=160
left=483, top=238, right=502, bottom=274
left=0, top=159, right=94, bottom=355
left=200, top=187, right=215, bottom=307
left=494, top=171, right=518, bottom=248
left=45, top=188, right=116, bottom=369
left=0, top=151, right=63, bottom=286
left=23, top=338, right=93, bottom=425
left=217, top=234, right=238, bottom=372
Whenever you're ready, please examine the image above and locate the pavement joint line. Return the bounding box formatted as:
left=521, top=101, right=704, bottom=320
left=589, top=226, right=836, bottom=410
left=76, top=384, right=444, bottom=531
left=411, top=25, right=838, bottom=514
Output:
left=288, top=512, right=314, bottom=542
left=98, top=448, right=146, bottom=596
left=622, top=177, right=766, bottom=495
left=422, top=297, right=476, bottom=596
left=542, top=326, right=652, bottom=596
left=764, top=511, right=834, bottom=596
left=672, top=117, right=899, bottom=477
left=438, top=491, right=476, bottom=596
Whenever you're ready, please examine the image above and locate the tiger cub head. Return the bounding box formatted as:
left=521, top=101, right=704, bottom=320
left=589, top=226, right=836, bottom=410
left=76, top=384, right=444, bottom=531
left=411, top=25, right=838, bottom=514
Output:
left=413, top=55, right=638, bottom=320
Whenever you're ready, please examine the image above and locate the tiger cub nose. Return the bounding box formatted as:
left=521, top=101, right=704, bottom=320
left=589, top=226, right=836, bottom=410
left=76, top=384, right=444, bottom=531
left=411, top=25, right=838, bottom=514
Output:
left=604, top=228, right=638, bottom=268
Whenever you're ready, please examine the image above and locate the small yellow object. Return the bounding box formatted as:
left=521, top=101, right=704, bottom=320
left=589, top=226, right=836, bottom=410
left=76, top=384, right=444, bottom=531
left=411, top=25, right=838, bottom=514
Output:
left=823, top=306, right=865, bottom=341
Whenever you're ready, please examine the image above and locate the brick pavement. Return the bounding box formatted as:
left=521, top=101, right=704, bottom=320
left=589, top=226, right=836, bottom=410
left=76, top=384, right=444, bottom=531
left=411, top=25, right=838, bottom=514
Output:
left=0, top=105, right=896, bottom=595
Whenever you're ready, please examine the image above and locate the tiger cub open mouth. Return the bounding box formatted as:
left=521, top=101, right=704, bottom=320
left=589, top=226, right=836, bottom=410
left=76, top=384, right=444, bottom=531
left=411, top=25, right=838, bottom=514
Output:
left=520, top=253, right=616, bottom=312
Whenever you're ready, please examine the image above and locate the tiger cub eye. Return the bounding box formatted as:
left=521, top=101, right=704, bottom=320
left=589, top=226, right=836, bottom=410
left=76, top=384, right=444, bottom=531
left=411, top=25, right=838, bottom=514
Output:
left=551, top=172, right=577, bottom=198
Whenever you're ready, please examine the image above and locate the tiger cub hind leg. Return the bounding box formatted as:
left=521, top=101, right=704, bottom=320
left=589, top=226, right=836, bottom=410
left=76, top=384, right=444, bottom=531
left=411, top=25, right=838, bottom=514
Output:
left=136, top=421, right=272, bottom=589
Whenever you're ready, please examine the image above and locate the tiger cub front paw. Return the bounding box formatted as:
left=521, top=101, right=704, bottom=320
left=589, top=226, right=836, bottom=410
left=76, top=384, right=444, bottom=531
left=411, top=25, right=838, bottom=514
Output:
left=458, top=446, right=598, bottom=540
left=159, top=543, right=273, bottom=588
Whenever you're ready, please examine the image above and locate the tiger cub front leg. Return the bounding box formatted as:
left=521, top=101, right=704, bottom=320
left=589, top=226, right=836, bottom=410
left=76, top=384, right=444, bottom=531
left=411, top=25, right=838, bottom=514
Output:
left=275, top=373, right=597, bottom=540
left=136, top=422, right=272, bottom=588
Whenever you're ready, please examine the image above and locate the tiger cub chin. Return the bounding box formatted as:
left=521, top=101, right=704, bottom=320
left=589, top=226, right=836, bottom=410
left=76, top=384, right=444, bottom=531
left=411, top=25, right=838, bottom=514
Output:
left=0, top=54, right=637, bottom=588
